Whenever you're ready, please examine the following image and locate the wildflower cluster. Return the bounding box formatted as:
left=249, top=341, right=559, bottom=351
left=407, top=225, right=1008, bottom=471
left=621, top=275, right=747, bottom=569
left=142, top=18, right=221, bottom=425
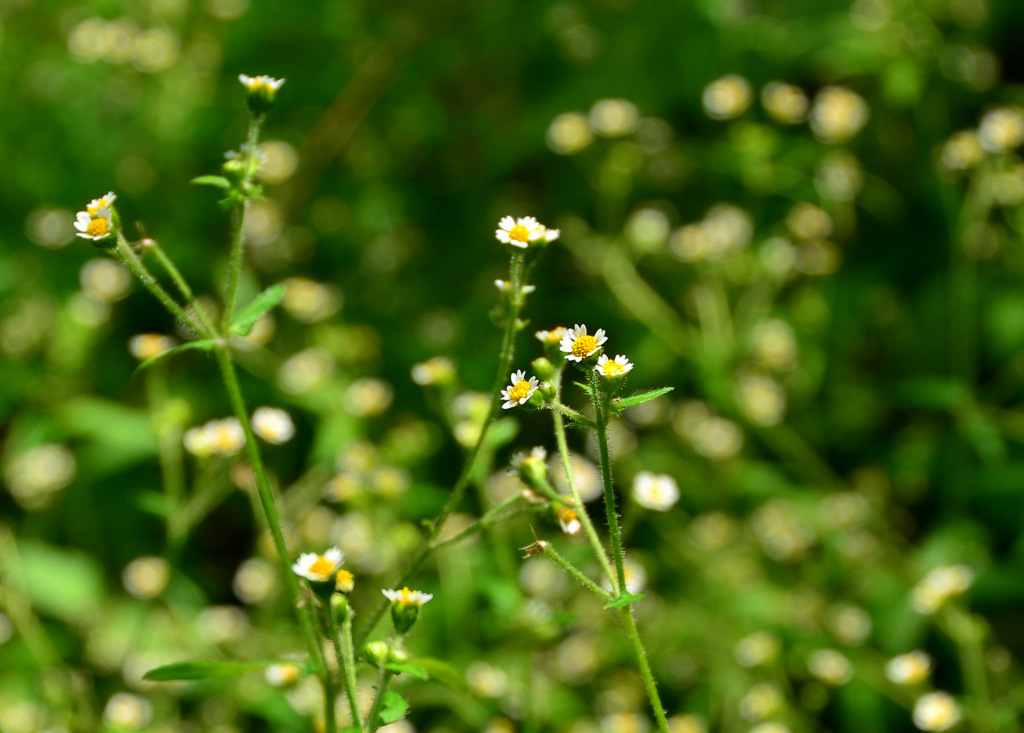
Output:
left=74, top=191, right=117, bottom=244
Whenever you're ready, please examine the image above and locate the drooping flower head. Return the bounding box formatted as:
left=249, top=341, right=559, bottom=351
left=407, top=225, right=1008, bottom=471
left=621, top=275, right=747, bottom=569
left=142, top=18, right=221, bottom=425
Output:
left=501, top=370, right=539, bottom=409
left=291, top=547, right=344, bottom=583
left=495, top=216, right=560, bottom=249
left=560, top=324, right=607, bottom=363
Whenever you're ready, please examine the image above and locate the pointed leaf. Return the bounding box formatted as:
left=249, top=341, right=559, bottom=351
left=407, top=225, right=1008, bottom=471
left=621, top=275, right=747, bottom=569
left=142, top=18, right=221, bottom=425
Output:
left=144, top=660, right=276, bottom=681
left=616, top=387, right=674, bottom=408
left=604, top=591, right=646, bottom=609
left=191, top=175, right=232, bottom=189
left=409, top=658, right=467, bottom=693
left=386, top=662, right=429, bottom=680
left=229, top=284, right=285, bottom=336
left=135, top=340, right=217, bottom=373
left=379, top=690, right=409, bottom=725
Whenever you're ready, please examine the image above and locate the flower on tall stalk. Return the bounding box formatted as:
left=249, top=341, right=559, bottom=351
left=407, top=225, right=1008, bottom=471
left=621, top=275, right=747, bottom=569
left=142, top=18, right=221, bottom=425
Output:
left=501, top=370, right=539, bottom=409
left=75, top=193, right=117, bottom=242
left=495, top=216, right=560, bottom=248
left=238, top=74, right=285, bottom=112
left=291, top=547, right=344, bottom=583
left=383, top=586, right=434, bottom=633
left=560, top=324, right=607, bottom=362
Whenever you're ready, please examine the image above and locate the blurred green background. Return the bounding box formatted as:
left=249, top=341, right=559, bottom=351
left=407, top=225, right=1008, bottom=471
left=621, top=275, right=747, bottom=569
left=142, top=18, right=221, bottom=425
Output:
left=5, top=0, right=1024, bottom=731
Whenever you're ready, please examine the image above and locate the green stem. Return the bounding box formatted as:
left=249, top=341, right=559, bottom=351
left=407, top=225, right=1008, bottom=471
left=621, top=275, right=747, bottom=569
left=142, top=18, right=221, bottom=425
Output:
left=589, top=368, right=627, bottom=592
left=550, top=400, right=597, bottom=428
left=365, top=666, right=394, bottom=732
left=617, top=606, right=671, bottom=733
left=113, top=234, right=207, bottom=336
left=942, top=606, right=996, bottom=733
left=542, top=543, right=611, bottom=600
left=213, top=347, right=330, bottom=698
left=430, top=495, right=531, bottom=552
left=550, top=368, right=618, bottom=591
left=145, top=368, right=187, bottom=558
left=147, top=240, right=219, bottom=337
left=339, top=611, right=363, bottom=731
left=355, top=250, right=528, bottom=647
left=222, top=114, right=265, bottom=331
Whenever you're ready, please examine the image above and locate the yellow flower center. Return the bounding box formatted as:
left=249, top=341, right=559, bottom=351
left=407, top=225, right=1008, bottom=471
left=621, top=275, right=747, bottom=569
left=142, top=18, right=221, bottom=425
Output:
left=309, top=556, right=335, bottom=577
left=86, top=217, right=110, bottom=238
left=571, top=335, right=598, bottom=358
left=335, top=569, right=354, bottom=592
left=509, top=380, right=532, bottom=401
left=546, top=328, right=565, bottom=343
left=508, top=224, right=531, bottom=243
left=601, top=360, right=625, bottom=376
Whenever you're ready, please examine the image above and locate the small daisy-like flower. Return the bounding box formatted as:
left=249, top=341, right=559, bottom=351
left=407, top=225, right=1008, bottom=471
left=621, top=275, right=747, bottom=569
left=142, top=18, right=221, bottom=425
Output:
left=264, top=663, right=302, bottom=687
left=382, top=586, right=434, bottom=608
left=86, top=191, right=117, bottom=215
left=632, top=471, right=680, bottom=511
left=560, top=324, right=607, bottom=362
left=183, top=417, right=246, bottom=457
left=495, top=216, right=547, bottom=248
left=494, top=280, right=537, bottom=294
left=886, top=651, right=933, bottom=685
left=555, top=505, right=581, bottom=535
left=251, top=406, right=295, bottom=445
left=595, top=353, right=633, bottom=377
left=74, top=207, right=114, bottom=241
left=913, top=692, right=962, bottom=731
left=291, top=547, right=344, bottom=583
left=535, top=327, right=566, bottom=344
left=501, top=370, right=539, bottom=409
left=238, top=74, right=285, bottom=94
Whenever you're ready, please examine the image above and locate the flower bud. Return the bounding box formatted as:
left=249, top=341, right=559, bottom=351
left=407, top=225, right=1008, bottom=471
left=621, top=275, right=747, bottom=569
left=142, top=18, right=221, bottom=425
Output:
left=532, top=357, right=555, bottom=381
left=331, top=593, right=350, bottom=624
left=382, top=587, right=433, bottom=634
left=364, top=640, right=390, bottom=668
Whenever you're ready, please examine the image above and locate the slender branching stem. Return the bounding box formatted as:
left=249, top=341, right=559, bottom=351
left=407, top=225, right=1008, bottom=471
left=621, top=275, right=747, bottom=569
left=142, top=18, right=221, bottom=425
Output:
left=588, top=368, right=627, bottom=592
left=430, top=495, right=531, bottom=552
left=365, top=666, right=395, bottom=732
left=341, top=612, right=363, bottom=731
left=541, top=543, right=610, bottom=600
left=549, top=368, right=618, bottom=592
left=617, top=606, right=671, bottom=733
left=113, top=234, right=207, bottom=336
left=213, top=347, right=330, bottom=697
left=222, top=113, right=265, bottom=332
left=355, top=250, right=528, bottom=647
left=147, top=240, right=219, bottom=337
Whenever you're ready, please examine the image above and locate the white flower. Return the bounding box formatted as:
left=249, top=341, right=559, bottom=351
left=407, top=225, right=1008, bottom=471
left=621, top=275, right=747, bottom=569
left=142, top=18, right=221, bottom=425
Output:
left=632, top=471, right=679, bottom=511
left=291, top=547, right=344, bottom=582
left=913, top=692, right=961, bottom=731
left=251, top=406, right=295, bottom=444
left=494, top=279, right=536, bottom=294
left=595, top=353, right=633, bottom=377
left=86, top=191, right=117, bottom=215
left=382, top=587, right=433, bottom=607
left=264, top=663, right=302, bottom=686
left=74, top=207, right=113, bottom=241
left=501, top=370, right=539, bottom=409
left=555, top=504, right=581, bottom=535
left=183, top=417, right=246, bottom=457
left=807, top=648, right=853, bottom=685
left=810, top=86, right=869, bottom=143
left=238, top=74, right=285, bottom=93
left=978, top=107, right=1024, bottom=152
left=535, top=327, right=566, bottom=345
left=495, top=216, right=550, bottom=248
left=886, top=651, right=933, bottom=685
left=702, top=74, right=753, bottom=120
left=559, top=324, right=607, bottom=362
left=128, top=333, right=176, bottom=361
left=911, top=564, right=974, bottom=614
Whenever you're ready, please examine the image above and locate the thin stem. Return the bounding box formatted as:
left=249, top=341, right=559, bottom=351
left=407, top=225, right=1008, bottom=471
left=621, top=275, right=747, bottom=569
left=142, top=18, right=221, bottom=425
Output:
left=364, top=666, right=394, bottom=732
left=213, top=347, right=330, bottom=692
left=340, top=612, right=363, bottom=731
left=147, top=240, right=219, bottom=337
left=617, top=607, right=671, bottom=733
left=222, top=114, right=265, bottom=331
left=589, top=368, right=627, bottom=592
left=542, top=543, right=610, bottom=600
left=550, top=368, right=618, bottom=591
left=942, top=606, right=996, bottom=733
left=550, top=400, right=597, bottom=429
left=113, top=234, right=207, bottom=337
left=430, top=495, right=532, bottom=552
left=145, top=368, right=188, bottom=558
left=355, top=250, right=528, bottom=647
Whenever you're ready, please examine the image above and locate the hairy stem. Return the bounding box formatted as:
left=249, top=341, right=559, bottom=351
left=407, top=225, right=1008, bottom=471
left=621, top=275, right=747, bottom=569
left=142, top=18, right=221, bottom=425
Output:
left=222, top=114, right=265, bottom=332
left=588, top=368, right=626, bottom=592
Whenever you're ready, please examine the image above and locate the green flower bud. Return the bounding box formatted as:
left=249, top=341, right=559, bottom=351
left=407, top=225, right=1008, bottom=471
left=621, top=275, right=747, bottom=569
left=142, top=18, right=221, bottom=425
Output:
left=382, top=587, right=433, bottom=635
left=364, top=640, right=390, bottom=668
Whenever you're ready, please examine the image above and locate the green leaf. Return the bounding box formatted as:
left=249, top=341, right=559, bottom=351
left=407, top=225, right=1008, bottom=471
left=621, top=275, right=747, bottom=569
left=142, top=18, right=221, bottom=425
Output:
left=19, top=541, right=106, bottom=623
left=191, top=175, right=232, bottom=189
left=229, top=284, right=285, bottom=336
left=378, top=690, right=409, bottom=725
left=604, top=591, right=646, bottom=609
left=409, top=658, right=467, bottom=693
left=616, top=387, right=674, bottom=408
left=386, top=662, right=429, bottom=680
left=143, top=660, right=280, bottom=681
left=134, top=340, right=217, bottom=373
